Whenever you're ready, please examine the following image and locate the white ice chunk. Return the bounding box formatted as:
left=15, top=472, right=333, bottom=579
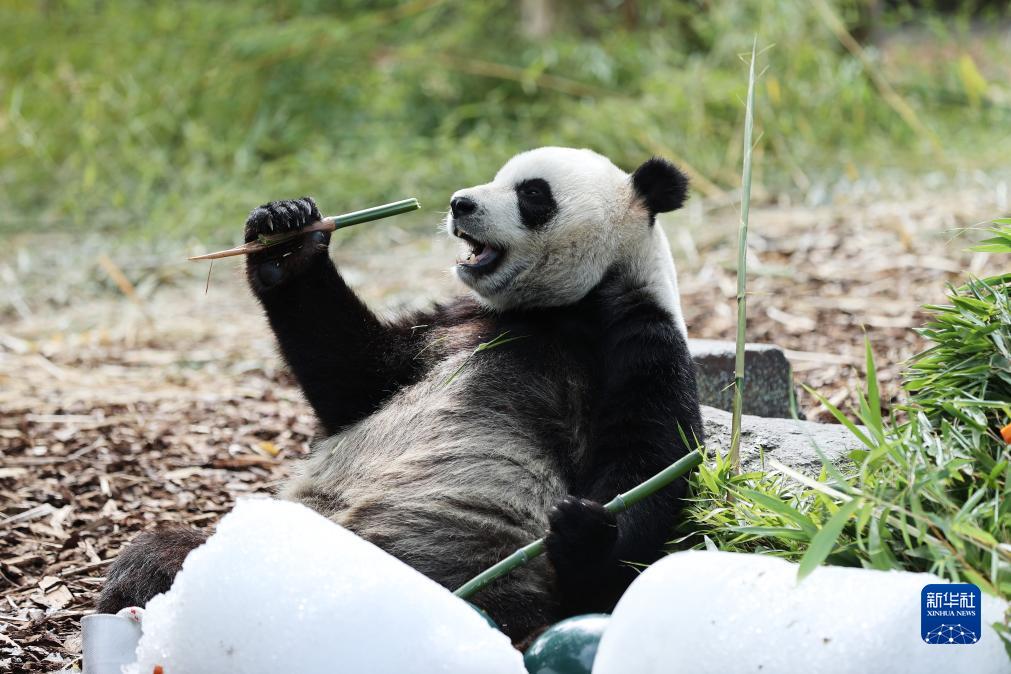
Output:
left=593, top=550, right=1009, bottom=674
left=127, top=497, right=524, bottom=674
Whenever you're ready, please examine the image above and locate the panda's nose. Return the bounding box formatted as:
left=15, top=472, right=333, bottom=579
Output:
left=450, top=196, right=477, bottom=217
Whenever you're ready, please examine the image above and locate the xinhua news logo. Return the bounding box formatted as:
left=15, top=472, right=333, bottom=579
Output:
left=921, top=583, right=981, bottom=645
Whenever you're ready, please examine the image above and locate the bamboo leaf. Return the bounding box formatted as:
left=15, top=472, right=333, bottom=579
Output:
left=738, top=488, right=818, bottom=538
left=804, top=385, right=875, bottom=448
left=952, top=522, right=998, bottom=548
left=863, top=336, right=883, bottom=435
left=867, top=511, right=898, bottom=570
left=729, top=526, right=811, bottom=541
left=797, top=498, right=861, bottom=581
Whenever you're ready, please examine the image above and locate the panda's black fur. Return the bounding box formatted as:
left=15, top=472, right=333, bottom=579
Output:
left=99, top=147, right=702, bottom=643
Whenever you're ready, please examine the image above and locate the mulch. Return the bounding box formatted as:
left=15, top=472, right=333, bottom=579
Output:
left=0, top=287, right=316, bottom=670
left=1, top=180, right=1006, bottom=670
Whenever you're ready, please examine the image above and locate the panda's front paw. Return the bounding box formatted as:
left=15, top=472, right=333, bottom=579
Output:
left=244, top=197, right=323, bottom=243
left=545, top=496, right=617, bottom=576
left=244, top=197, right=329, bottom=291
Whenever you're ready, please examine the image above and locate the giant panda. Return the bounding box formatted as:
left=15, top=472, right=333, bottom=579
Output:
left=99, top=147, right=703, bottom=643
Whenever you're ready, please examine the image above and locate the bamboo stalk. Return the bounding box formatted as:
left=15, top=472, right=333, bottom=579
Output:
left=453, top=449, right=703, bottom=600
left=187, top=198, right=421, bottom=261
left=729, top=39, right=758, bottom=475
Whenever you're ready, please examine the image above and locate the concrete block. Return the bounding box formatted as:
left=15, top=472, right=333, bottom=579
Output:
left=689, top=339, right=798, bottom=419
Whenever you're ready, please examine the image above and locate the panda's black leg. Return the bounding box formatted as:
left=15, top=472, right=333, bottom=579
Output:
left=244, top=198, right=427, bottom=434
left=97, top=526, right=207, bottom=613
left=546, top=293, right=702, bottom=614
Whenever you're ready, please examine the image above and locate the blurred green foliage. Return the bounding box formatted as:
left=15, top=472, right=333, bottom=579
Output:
left=3, top=0, right=1009, bottom=242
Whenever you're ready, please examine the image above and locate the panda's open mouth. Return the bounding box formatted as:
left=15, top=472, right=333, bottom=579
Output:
left=454, top=229, right=503, bottom=273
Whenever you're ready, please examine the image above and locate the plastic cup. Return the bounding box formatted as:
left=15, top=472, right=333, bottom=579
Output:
left=81, top=613, right=141, bottom=673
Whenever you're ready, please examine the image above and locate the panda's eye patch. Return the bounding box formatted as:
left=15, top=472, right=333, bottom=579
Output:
left=515, top=179, right=557, bottom=229
left=517, top=179, right=550, bottom=200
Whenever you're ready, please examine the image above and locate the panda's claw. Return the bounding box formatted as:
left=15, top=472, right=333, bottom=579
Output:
left=243, top=196, right=328, bottom=292
left=244, top=197, right=322, bottom=243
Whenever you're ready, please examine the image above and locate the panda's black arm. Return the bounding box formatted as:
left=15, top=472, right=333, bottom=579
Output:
left=547, top=299, right=702, bottom=612
left=241, top=198, right=439, bottom=435
left=252, top=250, right=431, bottom=435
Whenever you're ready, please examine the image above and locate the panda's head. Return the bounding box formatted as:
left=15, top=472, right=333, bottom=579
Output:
left=446, top=147, right=688, bottom=312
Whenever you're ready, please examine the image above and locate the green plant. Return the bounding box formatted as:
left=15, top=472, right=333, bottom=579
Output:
left=681, top=218, right=1011, bottom=647
left=729, top=38, right=758, bottom=474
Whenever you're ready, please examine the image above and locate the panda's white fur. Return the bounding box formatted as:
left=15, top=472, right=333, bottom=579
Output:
left=448, top=147, right=688, bottom=335
left=100, top=146, right=702, bottom=645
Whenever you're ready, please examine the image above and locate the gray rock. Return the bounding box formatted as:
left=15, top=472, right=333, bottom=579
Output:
left=700, top=405, right=863, bottom=473
left=689, top=339, right=798, bottom=419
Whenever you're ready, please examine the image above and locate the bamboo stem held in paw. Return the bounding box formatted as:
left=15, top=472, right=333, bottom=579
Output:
left=187, top=198, right=421, bottom=261
left=452, top=449, right=704, bottom=600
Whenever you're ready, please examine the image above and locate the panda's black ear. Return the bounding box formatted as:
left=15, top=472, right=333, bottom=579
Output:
left=631, top=157, right=689, bottom=217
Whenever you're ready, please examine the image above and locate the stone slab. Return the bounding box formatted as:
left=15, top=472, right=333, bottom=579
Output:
left=700, top=405, right=863, bottom=472
left=689, top=339, right=798, bottom=419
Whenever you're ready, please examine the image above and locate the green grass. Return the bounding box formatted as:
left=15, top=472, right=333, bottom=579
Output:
left=681, top=219, right=1011, bottom=650
left=3, top=1, right=1011, bottom=243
